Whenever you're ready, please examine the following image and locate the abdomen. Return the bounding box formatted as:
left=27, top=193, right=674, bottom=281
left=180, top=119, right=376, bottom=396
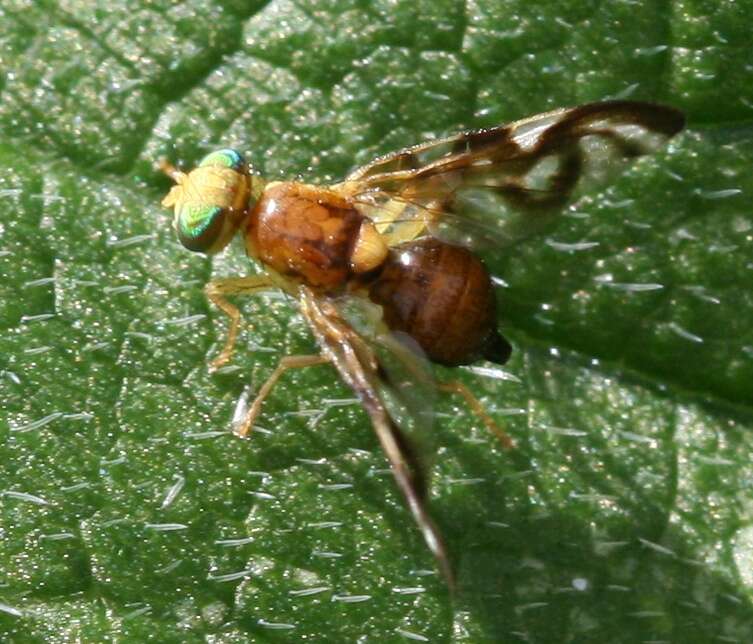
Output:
left=368, top=238, right=511, bottom=366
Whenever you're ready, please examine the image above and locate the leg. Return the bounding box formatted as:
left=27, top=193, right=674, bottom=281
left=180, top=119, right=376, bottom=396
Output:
left=205, top=276, right=275, bottom=371
left=236, top=354, right=330, bottom=437
left=438, top=380, right=515, bottom=449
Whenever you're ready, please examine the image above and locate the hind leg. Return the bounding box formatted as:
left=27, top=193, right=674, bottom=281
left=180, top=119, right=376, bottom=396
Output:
left=438, top=380, right=514, bottom=449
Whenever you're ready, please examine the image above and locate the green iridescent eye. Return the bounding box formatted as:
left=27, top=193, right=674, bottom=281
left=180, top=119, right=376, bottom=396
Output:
left=176, top=203, right=226, bottom=252
left=198, top=148, right=246, bottom=171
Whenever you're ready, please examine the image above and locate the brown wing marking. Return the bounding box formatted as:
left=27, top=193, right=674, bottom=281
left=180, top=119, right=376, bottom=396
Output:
left=338, top=101, right=684, bottom=247
left=346, top=101, right=683, bottom=186
left=299, top=287, right=454, bottom=588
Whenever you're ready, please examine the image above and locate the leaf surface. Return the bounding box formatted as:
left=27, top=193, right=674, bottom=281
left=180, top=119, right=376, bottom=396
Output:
left=1, top=1, right=752, bottom=641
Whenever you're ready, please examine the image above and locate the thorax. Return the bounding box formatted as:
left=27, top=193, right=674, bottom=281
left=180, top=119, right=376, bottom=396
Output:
left=245, top=181, right=387, bottom=292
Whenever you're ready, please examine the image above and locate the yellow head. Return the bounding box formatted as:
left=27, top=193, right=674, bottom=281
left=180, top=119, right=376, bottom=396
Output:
left=162, top=149, right=262, bottom=254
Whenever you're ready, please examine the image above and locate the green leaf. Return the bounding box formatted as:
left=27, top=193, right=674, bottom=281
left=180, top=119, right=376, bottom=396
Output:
left=2, top=0, right=752, bottom=641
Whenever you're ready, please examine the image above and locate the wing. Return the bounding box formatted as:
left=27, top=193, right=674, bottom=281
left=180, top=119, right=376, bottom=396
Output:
left=333, top=292, right=438, bottom=457
left=298, top=286, right=453, bottom=587
left=334, top=101, right=685, bottom=248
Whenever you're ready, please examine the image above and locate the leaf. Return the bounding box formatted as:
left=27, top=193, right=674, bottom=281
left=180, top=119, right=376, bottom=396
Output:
left=1, top=0, right=753, bottom=641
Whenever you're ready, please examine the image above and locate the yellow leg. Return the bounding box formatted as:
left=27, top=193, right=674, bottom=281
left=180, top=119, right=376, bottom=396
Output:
left=236, top=354, right=330, bottom=437
left=204, top=276, right=275, bottom=371
left=438, top=380, right=515, bottom=449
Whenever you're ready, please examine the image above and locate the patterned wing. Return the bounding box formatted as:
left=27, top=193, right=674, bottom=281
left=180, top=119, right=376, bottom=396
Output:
left=298, top=288, right=451, bottom=585
left=335, top=101, right=685, bottom=248
left=333, top=292, right=438, bottom=449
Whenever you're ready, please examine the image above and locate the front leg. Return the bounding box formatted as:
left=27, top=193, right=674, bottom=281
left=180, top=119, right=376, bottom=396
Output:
left=205, top=275, right=276, bottom=371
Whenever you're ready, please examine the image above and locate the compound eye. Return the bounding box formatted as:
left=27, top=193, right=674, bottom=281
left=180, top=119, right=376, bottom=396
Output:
left=198, top=148, right=246, bottom=171
left=176, top=203, right=227, bottom=253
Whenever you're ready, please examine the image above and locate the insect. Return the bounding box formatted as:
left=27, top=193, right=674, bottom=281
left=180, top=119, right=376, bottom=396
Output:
left=161, top=101, right=685, bottom=587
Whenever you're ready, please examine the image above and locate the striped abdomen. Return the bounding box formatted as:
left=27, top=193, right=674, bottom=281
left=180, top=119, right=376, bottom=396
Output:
left=368, top=238, right=511, bottom=366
